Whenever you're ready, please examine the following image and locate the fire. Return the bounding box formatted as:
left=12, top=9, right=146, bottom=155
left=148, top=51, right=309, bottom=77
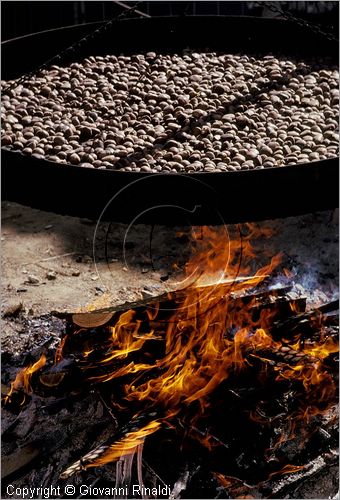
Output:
left=4, top=353, right=46, bottom=404
left=183, top=225, right=280, bottom=289
left=100, top=311, right=152, bottom=363
left=302, top=336, right=338, bottom=359
left=276, top=360, right=336, bottom=404
left=62, top=225, right=337, bottom=474
left=122, top=226, right=283, bottom=415
left=86, top=420, right=161, bottom=469
left=4, top=223, right=338, bottom=483
left=88, top=362, right=153, bottom=384
left=55, top=335, right=67, bottom=363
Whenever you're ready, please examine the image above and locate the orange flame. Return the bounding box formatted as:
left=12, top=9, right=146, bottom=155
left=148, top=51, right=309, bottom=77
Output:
left=55, top=335, right=67, bottom=363
left=267, top=463, right=305, bottom=479
left=303, top=336, right=338, bottom=359
left=78, top=224, right=337, bottom=472
left=122, top=226, right=282, bottom=415
left=85, top=420, right=161, bottom=468
left=4, top=353, right=46, bottom=403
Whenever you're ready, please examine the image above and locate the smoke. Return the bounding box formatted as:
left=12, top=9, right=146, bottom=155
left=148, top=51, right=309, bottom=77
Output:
left=270, top=264, right=338, bottom=307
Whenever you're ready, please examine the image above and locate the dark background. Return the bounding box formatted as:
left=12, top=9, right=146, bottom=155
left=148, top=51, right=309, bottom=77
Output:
left=2, top=1, right=339, bottom=41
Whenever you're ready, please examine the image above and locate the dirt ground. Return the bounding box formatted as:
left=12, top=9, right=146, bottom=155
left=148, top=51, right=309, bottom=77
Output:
left=1, top=201, right=338, bottom=354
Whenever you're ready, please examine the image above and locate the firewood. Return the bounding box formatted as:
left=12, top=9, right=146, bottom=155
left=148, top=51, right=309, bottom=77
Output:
left=272, top=300, right=339, bottom=336
left=53, top=276, right=275, bottom=322
left=72, top=311, right=114, bottom=328
left=61, top=287, right=306, bottom=345
left=248, top=345, right=317, bottom=368
left=3, top=281, right=337, bottom=496
left=60, top=411, right=162, bottom=479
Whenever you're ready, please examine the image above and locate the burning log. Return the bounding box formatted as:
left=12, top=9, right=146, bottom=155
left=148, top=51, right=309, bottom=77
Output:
left=54, top=280, right=295, bottom=326
left=4, top=287, right=337, bottom=414
left=271, top=299, right=339, bottom=337
left=60, top=412, right=162, bottom=479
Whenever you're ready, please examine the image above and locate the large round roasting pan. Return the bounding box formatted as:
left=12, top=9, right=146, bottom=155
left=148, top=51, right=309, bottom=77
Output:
left=2, top=16, right=339, bottom=225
